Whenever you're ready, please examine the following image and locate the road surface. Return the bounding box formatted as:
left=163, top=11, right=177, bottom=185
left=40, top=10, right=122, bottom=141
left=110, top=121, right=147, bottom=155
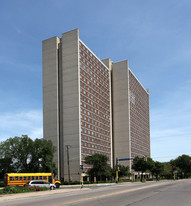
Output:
left=1, top=180, right=191, bottom=206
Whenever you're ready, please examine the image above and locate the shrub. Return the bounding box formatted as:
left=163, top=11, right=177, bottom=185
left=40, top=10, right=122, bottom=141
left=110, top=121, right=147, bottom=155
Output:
left=83, top=181, right=91, bottom=184
left=0, top=186, right=32, bottom=194
left=29, top=186, right=49, bottom=191
left=0, top=186, right=49, bottom=195
left=0, top=181, right=4, bottom=187
left=63, top=181, right=80, bottom=185
left=70, top=181, right=80, bottom=185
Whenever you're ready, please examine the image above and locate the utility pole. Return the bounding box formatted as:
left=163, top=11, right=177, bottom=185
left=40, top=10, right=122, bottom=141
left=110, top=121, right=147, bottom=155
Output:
left=66, top=145, right=71, bottom=183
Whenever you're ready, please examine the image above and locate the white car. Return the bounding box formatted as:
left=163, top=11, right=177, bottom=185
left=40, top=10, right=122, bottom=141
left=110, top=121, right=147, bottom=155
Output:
left=25, top=180, right=56, bottom=190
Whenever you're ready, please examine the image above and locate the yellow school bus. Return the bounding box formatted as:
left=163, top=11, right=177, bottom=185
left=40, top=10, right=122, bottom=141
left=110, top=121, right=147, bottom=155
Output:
left=4, top=173, right=61, bottom=188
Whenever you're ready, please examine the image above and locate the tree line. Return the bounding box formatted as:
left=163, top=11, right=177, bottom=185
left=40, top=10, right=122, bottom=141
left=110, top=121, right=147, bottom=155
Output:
left=85, top=154, right=191, bottom=182
left=0, top=135, right=57, bottom=179
left=133, top=155, right=191, bottom=180
left=0, top=135, right=191, bottom=182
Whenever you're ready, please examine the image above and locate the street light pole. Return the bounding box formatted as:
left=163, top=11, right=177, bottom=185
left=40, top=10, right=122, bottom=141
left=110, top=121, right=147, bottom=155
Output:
left=116, top=158, right=119, bottom=183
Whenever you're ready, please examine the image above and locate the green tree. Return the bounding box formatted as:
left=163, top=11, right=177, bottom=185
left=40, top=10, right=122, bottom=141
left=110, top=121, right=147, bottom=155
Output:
left=161, top=162, right=173, bottom=179
left=150, top=161, right=164, bottom=180
left=133, top=157, right=164, bottom=180
left=146, top=157, right=155, bottom=175
left=0, top=158, right=15, bottom=179
left=0, top=135, right=34, bottom=172
left=0, top=135, right=57, bottom=177
left=85, top=154, right=112, bottom=182
left=118, top=165, right=130, bottom=178
left=111, top=164, right=130, bottom=181
left=32, top=138, right=57, bottom=173
left=132, top=156, right=147, bottom=182
left=170, top=154, right=191, bottom=178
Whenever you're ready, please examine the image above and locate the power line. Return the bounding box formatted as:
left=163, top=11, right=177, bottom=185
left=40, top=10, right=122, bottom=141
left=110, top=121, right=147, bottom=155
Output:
left=152, top=154, right=191, bottom=159
left=152, top=133, right=191, bottom=139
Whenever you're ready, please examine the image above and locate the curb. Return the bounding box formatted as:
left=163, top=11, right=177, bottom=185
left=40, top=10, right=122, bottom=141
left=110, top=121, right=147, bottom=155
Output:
left=0, top=187, right=88, bottom=201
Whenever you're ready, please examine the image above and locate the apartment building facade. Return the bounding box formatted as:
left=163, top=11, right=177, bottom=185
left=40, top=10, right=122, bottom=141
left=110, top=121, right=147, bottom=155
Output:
left=43, top=29, right=150, bottom=181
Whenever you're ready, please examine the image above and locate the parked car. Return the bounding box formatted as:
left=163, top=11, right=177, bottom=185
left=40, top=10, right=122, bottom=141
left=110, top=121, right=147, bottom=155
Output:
left=25, top=180, right=56, bottom=190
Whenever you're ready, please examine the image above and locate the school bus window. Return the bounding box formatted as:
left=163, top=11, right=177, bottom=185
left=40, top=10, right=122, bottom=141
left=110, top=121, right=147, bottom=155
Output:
left=32, top=176, right=35, bottom=180
left=28, top=176, right=30, bottom=180
left=15, top=177, right=18, bottom=181
left=10, top=177, right=14, bottom=181
left=43, top=176, right=47, bottom=180
left=36, top=176, right=38, bottom=180
left=24, top=176, right=27, bottom=180
left=39, top=176, right=42, bottom=180
left=20, top=177, right=22, bottom=180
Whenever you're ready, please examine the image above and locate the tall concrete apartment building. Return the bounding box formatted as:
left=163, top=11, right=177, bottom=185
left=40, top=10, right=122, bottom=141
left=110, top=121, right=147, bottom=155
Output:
left=43, top=29, right=150, bottom=181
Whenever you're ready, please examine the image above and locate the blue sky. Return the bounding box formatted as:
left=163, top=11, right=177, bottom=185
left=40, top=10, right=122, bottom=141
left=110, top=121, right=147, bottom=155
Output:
left=0, top=0, right=191, bottom=162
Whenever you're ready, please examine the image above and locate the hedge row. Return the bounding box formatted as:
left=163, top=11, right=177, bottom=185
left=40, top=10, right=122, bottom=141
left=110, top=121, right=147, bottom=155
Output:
left=0, top=186, right=49, bottom=195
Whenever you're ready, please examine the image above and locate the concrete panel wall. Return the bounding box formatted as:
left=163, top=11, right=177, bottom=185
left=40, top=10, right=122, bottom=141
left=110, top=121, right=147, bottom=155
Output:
left=42, top=37, right=60, bottom=175
left=112, top=60, right=131, bottom=167
left=101, top=58, right=113, bottom=167
left=61, top=29, right=80, bottom=181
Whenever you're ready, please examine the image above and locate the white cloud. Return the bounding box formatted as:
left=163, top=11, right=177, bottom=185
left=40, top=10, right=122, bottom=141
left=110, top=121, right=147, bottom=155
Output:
left=0, top=110, right=43, bottom=142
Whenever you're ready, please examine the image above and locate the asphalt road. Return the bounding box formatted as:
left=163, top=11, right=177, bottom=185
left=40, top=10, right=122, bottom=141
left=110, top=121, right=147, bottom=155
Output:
left=1, top=180, right=191, bottom=206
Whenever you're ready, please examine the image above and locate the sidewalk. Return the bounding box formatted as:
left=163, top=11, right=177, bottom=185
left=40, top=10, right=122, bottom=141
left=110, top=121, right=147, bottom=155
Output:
left=0, top=187, right=87, bottom=201
left=0, top=182, right=127, bottom=201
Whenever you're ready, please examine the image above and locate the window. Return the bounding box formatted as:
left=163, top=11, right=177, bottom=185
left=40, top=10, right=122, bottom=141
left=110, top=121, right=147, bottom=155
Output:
left=10, top=177, right=14, bottom=181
